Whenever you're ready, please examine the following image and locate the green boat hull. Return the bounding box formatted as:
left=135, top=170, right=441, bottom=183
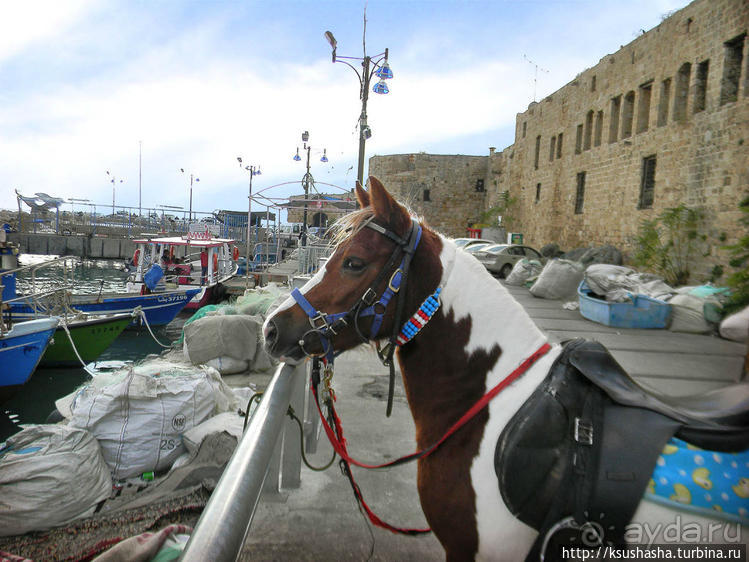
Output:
left=40, top=314, right=131, bottom=368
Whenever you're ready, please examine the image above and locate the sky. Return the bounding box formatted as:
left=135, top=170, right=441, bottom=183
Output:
left=0, top=0, right=692, bottom=222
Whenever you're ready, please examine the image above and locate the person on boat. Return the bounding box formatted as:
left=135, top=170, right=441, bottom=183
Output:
left=200, top=248, right=208, bottom=285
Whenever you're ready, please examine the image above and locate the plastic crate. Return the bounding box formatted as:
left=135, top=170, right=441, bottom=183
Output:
left=578, top=280, right=671, bottom=329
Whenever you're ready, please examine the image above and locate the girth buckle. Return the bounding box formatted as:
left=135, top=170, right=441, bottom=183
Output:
left=574, top=417, right=594, bottom=445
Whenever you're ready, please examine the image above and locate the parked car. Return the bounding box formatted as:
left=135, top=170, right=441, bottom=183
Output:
left=464, top=242, right=493, bottom=254
left=453, top=237, right=495, bottom=249
left=474, top=244, right=543, bottom=278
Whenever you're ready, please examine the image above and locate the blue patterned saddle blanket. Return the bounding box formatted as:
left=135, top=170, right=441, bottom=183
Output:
left=646, top=437, right=749, bottom=524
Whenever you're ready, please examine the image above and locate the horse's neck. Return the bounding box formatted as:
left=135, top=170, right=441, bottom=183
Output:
left=397, top=239, right=550, bottom=446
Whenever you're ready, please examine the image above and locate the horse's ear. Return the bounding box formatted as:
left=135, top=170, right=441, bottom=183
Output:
left=355, top=181, right=370, bottom=208
left=369, top=176, right=410, bottom=235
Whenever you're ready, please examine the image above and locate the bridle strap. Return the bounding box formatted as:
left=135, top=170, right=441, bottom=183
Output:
left=383, top=221, right=421, bottom=416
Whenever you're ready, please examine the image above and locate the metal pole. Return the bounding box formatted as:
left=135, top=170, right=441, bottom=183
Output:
left=356, top=56, right=371, bottom=188
left=180, top=363, right=305, bottom=561
left=301, top=147, right=310, bottom=247
left=139, top=141, right=142, bottom=222
left=189, top=174, right=193, bottom=222
left=246, top=168, right=253, bottom=287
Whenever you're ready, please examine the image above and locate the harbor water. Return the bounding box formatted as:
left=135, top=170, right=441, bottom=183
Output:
left=3, top=254, right=188, bottom=426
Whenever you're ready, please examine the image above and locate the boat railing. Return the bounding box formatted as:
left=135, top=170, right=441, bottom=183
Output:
left=0, top=256, right=79, bottom=295
left=181, top=360, right=319, bottom=560
left=2, top=287, right=78, bottom=320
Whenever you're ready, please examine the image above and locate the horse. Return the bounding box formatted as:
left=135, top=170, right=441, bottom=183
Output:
left=263, top=177, right=749, bottom=560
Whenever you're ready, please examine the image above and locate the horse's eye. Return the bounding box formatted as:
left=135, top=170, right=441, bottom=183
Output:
left=342, top=257, right=366, bottom=273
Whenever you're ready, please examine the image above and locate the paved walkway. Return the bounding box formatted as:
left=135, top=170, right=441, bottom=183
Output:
left=239, top=282, right=747, bottom=561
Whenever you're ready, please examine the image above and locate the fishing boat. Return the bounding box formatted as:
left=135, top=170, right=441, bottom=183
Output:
left=1, top=259, right=200, bottom=327
left=40, top=312, right=133, bottom=368
left=125, top=229, right=239, bottom=310
left=0, top=317, right=58, bottom=403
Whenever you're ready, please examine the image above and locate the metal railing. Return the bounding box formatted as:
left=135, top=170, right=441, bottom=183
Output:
left=181, top=361, right=318, bottom=560
left=297, top=244, right=332, bottom=275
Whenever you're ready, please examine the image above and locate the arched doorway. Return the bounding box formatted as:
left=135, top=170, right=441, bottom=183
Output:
left=311, top=212, right=329, bottom=228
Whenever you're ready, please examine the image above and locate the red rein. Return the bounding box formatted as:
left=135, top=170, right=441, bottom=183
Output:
left=313, top=341, right=552, bottom=535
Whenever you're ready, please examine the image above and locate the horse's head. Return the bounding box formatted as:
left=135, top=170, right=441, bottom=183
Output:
left=263, top=176, right=441, bottom=363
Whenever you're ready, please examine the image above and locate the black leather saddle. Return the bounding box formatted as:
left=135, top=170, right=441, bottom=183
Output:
left=495, top=339, right=749, bottom=561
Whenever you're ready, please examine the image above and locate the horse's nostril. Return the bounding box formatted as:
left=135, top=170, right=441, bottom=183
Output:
left=264, top=320, right=279, bottom=350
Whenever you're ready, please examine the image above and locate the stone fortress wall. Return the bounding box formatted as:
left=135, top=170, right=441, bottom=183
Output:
left=370, top=0, right=748, bottom=280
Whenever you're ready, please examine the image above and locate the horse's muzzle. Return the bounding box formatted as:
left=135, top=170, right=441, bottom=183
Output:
left=263, top=315, right=307, bottom=363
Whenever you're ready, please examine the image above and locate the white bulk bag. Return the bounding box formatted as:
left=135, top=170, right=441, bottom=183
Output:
left=0, top=425, right=112, bottom=536
left=69, top=369, right=226, bottom=480
left=529, top=259, right=585, bottom=300
left=719, top=305, right=749, bottom=342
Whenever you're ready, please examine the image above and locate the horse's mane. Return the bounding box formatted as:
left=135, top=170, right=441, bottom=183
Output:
left=331, top=203, right=426, bottom=249
left=330, top=207, right=375, bottom=248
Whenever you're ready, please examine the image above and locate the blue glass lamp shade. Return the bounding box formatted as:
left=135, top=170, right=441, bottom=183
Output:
left=373, top=79, right=389, bottom=95
left=320, top=149, right=329, bottom=163
left=375, top=62, right=393, bottom=80
left=254, top=168, right=262, bottom=176
left=293, top=148, right=301, bottom=161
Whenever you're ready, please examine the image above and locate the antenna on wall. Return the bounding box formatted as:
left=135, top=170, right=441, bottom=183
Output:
left=523, top=54, right=549, bottom=102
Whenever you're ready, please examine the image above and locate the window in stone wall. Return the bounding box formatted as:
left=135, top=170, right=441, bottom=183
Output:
left=594, top=111, right=603, bottom=147
left=575, top=124, right=583, bottom=154
left=657, top=78, right=671, bottom=127
left=621, top=91, right=635, bottom=138
left=522, top=121, right=527, bottom=138
left=476, top=179, right=485, bottom=192
left=534, top=135, right=541, bottom=169
left=591, top=75, right=597, bottom=92
left=694, top=60, right=709, bottom=113
left=574, top=172, right=586, bottom=214
left=720, top=34, right=745, bottom=105
left=535, top=183, right=541, bottom=203
left=557, top=133, right=563, bottom=158
left=584, top=110, right=593, bottom=150
left=549, top=136, right=556, bottom=162
left=673, top=62, right=691, bottom=121
left=636, top=81, right=652, bottom=133
left=423, top=189, right=431, bottom=202
left=638, top=155, right=657, bottom=209
left=609, top=95, right=621, bottom=143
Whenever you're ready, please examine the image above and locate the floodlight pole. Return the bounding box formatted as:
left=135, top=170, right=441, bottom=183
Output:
left=238, top=158, right=261, bottom=287
left=326, top=28, right=391, bottom=189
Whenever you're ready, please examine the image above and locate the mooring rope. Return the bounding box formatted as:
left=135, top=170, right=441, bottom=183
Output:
left=134, top=306, right=172, bottom=348
left=58, top=318, right=97, bottom=376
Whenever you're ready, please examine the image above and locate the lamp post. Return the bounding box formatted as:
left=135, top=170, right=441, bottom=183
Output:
left=325, top=30, right=392, bottom=188
left=105, top=170, right=123, bottom=217
left=293, top=131, right=329, bottom=247
left=180, top=169, right=200, bottom=222
left=237, top=157, right=262, bottom=286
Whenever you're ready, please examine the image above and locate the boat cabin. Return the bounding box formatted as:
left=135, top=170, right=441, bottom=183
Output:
left=127, top=232, right=238, bottom=293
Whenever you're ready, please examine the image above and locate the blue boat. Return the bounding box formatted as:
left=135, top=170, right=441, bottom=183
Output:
left=4, top=287, right=200, bottom=327
left=1, top=256, right=200, bottom=327
left=0, top=317, right=58, bottom=403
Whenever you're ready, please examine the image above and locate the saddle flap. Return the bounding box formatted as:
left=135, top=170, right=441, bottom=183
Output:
left=567, top=340, right=749, bottom=435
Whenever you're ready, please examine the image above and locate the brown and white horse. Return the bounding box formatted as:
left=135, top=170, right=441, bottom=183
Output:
left=263, top=178, right=747, bottom=560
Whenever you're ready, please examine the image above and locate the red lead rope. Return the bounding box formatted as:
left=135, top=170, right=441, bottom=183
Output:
left=312, top=341, right=552, bottom=535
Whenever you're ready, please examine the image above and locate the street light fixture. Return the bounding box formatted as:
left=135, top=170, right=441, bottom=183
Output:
left=292, top=131, right=328, bottom=247
left=237, top=156, right=262, bottom=286
left=105, top=170, right=123, bottom=216
left=180, top=168, right=200, bottom=222
left=325, top=28, right=392, bottom=187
